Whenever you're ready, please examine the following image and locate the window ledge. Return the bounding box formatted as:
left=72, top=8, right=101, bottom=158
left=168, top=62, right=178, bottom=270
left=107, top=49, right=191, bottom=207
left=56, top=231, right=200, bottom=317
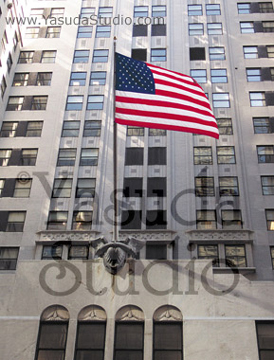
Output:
left=36, top=230, right=101, bottom=244
left=118, top=229, right=176, bottom=243
left=213, top=267, right=256, bottom=274
left=186, top=229, right=254, bottom=244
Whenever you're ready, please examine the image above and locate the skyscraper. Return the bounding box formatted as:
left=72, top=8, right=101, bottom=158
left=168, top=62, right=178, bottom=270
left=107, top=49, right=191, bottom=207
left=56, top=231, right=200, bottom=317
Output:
left=0, top=0, right=274, bottom=359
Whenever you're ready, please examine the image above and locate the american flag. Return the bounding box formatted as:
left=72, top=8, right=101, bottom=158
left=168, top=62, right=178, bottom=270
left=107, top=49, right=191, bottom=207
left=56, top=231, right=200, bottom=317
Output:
left=115, top=53, right=219, bottom=139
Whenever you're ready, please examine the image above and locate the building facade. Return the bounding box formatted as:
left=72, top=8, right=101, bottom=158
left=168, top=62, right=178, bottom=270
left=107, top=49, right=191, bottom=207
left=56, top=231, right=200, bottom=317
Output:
left=0, top=0, right=274, bottom=359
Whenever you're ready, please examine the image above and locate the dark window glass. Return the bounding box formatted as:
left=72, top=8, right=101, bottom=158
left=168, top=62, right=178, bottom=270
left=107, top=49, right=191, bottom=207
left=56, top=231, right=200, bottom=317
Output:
left=125, top=148, right=144, bottom=165
left=114, top=322, right=144, bottom=360
left=148, top=147, right=166, bottom=165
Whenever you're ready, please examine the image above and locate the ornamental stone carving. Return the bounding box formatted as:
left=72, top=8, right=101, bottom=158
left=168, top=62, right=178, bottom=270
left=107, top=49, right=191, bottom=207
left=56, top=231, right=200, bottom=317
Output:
left=186, top=230, right=253, bottom=242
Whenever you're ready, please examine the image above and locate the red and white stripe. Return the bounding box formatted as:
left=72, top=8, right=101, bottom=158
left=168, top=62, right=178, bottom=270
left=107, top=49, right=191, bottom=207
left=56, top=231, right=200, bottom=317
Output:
left=115, top=62, right=219, bottom=139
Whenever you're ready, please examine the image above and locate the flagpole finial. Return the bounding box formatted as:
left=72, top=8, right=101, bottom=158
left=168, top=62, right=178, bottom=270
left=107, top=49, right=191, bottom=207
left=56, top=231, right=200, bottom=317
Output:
left=114, top=36, right=117, bottom=41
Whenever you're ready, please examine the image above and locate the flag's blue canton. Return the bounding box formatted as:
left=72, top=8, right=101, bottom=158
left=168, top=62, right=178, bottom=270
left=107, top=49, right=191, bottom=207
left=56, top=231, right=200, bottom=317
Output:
left=115, top=53, right=155, bottom=94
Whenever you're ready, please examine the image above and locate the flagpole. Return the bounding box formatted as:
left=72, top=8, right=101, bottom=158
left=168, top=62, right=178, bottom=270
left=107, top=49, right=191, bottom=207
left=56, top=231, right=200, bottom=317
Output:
left=113, top=37, right=119, bottom=243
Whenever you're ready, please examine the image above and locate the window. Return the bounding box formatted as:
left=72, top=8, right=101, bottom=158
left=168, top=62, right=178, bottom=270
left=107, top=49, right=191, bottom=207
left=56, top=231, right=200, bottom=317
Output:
left=73, top=50, right=90, bottom=63
left=36, top=72, right=52, bottom=86
left=250, top=92, right=266, bottom=107
left=146, top=210, right=167, bottom=229
left=66, top=95, right=83, bottom=110
left=146, top=244, right=167, bottom=259
left=127, top=126, right=145, bottom=136
left=261, top=176, right=274, bottom=195
left=12, top=73, right=29, bottom=86
left=152, top=24, right=166, bottom=36
left=147, top=177, right=166, bottom=197
left=70, top=72, right=86, bottom=86
left=259, top=2, right=274, bottom=12
left=152, top=5, right=166, bottom=17
left=0, top=122, right=18, bottom=137
left=121, top=210, right=142, bottom=229
left=149, top=128, right=166, bottom=136
left=0, top=149, right=12, bottom=166
left=96, top=26, right=111, bottom=38
left=41, top=50, right=56, bottom=63
left=194, top=147, right=213, bottom=165
left=267, top=45, right=274, bottom=58
left=132, top=49, right=147, bottom=61
left=31, top=96, right=47, bottom=110
left=12, top=32, right=18, bottom=50
left=52, top=178, right=72, bottom=198
left=189, top=23, right=204, bottom=36
left=76, top=178, right=96, bottom=198
left=30, top=8, right=44, bottom=18
left=26, top=121, right=43, bottom=137
left=72, top=211, right=92, bottom=230
left=25, top=27, right=39, bottom=38
left=134, top=6, right=148, bottom=17
left=188, top=4, right=202, bottom=15
left=209, top=47, right=225, bottom=60
left=35, top=306, right=69, bottom=360
left=50, top=8, right=65, bottom=17
left=0, top=179, right=4, bottom=196
left=19, top=149, right=38, bottom=166
left=240, top=22, right=255, bottom=33
left=247, top=68, right=261, bottom=82
left=90, top=71, right=106, bottom=85
left=57, top=149, right=77, bottom=166
left=75, top=306, right=106, bottom=359
left=6, top=96, right=24, bottom=111
left=93, top=49, right=108, bottom=63
left=198, top=245, right=219, bottom=266
left=257, top=146, right=274, bottom=163
left=125, top=148, right=144, bottom=165
left=6, top=211, right=26, bottom=232
left=151, top=49, right=166, bottom=62
left=124, top=178, right=143, bottom=198
left=271, top=68, right=274, bottom=81
left=7, top=53, right=13, bottom=73
left=225, top=245, right=246, bottom=267
left=243, top=46, right=258, bottom=59
left=98, top=7, right=113, bottom=17
left=77, top=26, right=92, bottom=38
left=217, top=146, right=236, bottom=164
left=190, top=47, right=206, bottom=61
left=0, top=248, right=19, bottom=270
left=87, top=95, right=104, bottom=110
left=18, top=51, right=34, bottom=64
left=1, top=76, right=7, bottom=98
left=253, top=117, right=273, bottom=134
left=263, top=21, right=274, bottom=32
left=13, top=178, right=32, bottom=197
left=83, top=121, right=101, bottom=137
left=80, top=7, right=95, bottom=18
left=237, top=3, right=251, bottom=13
left=211, top=69, right=227, bottom=83
left=195, top=177, right=215, bottom=197
left=256, top=322, right=274, bottom=359
left=206, top=4, right=221, bottom=15
left=271, top=248, right=274, bottom=268
left=68, top=246, right=89, bottom=260
left=219, top=177, right=239, bottom=196
left=207, top=23, right=223, bottom=35
left=213, top=93, right=230, bottom=107
left=47, top=211, right=68, bottom=230
left=196, top=210, right=217, bottom=229
left=42, top=245, right=63, bottom=259
left=80, top=149, right=99, bottom=166
left=46, top=26, right=61, bottom=38
left=62, top=121, right=80, bottom=137
left=266, top=209, right=274, bottom=230
left=221, top=210, right=242, bottom=229
left=114, top=320, right=144, bottom=359
left=148, top=147, right=166, bottom=165
left=190, top=69, right=207, bottom=83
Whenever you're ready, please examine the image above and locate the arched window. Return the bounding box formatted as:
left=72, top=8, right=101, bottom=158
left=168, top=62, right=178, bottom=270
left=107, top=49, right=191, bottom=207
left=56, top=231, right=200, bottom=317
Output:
left=114, top=305, right=144, bottom=360
left=153, top=305, right=183, bottom=360
left=74, top=305, right=107, bottom=360
left=35, top=305, right=69, bottom=360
